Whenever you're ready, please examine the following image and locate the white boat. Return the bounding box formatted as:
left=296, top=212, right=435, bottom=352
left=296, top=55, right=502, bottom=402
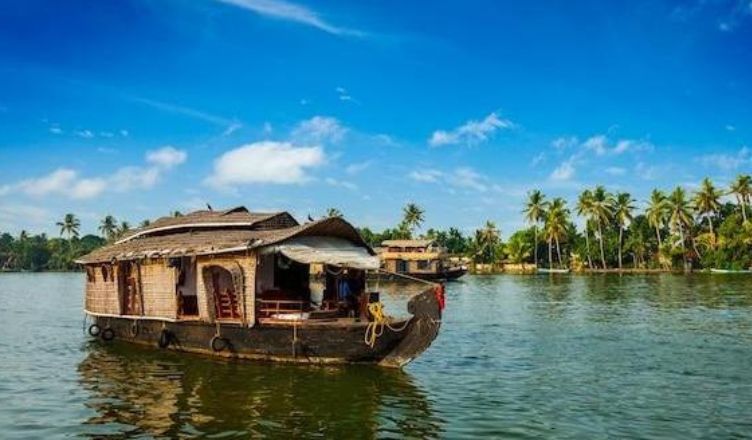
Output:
left=709, top=268, right=752, bottom=274
left=537, top=268, right=571, bottom=274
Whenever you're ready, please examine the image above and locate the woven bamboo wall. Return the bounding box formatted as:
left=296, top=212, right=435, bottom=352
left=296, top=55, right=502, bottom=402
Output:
left=85, top=264, right=119, bottom=314
left=140, top=261, right=178, bottom=319
left=196, top=254, right=256, bottom=325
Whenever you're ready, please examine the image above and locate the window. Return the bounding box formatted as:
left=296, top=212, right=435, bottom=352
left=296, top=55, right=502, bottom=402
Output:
left=417, top=260, right=430, bottom=270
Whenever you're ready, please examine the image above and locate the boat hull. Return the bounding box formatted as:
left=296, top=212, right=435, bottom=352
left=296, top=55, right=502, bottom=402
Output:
left=90, top=289, right=442, bottom=368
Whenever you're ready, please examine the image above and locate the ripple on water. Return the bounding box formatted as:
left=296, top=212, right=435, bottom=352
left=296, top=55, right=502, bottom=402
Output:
left=2, top=273, right=752, bottom=438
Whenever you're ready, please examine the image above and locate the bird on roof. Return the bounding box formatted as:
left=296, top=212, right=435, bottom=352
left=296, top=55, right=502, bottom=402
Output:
left=307, top=214, right=315, bottom=222
left=207, top=203, right=213, bottom=211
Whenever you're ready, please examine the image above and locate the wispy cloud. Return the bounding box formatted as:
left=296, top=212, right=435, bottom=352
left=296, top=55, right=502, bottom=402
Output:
left=0, top=146, right=188, bottom=200
left=429, top=112, right=514, bottom=147
left=292, top=116, right=347, bottom=143
left=550, top=159, right=575, bottom=181
left=216, top=0, right=364, bottom=36
left=696, top=147, right=751, bottom=171
left=409, top=166, right=490, bottom=192
left=131, top=96, right=238, bottom=128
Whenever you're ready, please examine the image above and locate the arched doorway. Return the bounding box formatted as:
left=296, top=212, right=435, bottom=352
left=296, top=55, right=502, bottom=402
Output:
left=203, top=265, right=242, bottom=320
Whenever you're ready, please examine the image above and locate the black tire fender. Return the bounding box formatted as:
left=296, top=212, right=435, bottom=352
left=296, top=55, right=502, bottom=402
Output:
left=158, top=329, right=172, bottom=349
left=210, top=335, right=228, bottom=352
left=88, top=324, right=101, bottom=337
left=101, top=327, right=115, bottom=341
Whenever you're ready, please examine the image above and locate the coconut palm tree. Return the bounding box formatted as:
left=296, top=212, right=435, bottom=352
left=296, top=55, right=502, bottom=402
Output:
left=590, top=186, right=614, bottom=269
left=56, top=213, right=81, bottom=239
left=575, top=189, right=594, bottom=269
left=523, top=190, right=547, bottom=267
left=667, top=186, right=693, bottom=267
left=729, top=174, right=751, bottom=223
left=99, top=215, right=117, bottom=240
left=473, top=220, right=501, bottom=263
left=400, top=203, right=425, bottom=238
left=693, top=177, right=722, bottom=245
left=544, top=197, right=569, bottom=268
left=645, top=189, right=668, bottom=252
left=613, top=192, right=635, bottom=270
left=326, top=208, right=343, bottom=218
left=505, top=234, right=532, bottom=264
left=117, top=221, right=131, bottom=238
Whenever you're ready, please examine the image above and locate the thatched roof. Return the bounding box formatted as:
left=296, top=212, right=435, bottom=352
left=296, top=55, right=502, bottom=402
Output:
left=77, top=213, right=372, bottom=264
left=116, top=207, right=298, bottom=243
left=381, top=239, right=435, bottom=248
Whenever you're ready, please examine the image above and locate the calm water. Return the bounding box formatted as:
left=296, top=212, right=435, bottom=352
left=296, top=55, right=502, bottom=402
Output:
left=1, top=273, right=752, bottom=439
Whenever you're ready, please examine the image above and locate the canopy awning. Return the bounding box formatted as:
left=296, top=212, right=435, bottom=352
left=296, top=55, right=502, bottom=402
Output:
left=261, top=236, right=380, bottom=270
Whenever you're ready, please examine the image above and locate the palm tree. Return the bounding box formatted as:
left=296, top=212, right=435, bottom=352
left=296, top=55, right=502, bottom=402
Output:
left=139, top=219, right=151, bottom=228
left=56, top=213, right=81, bottom=239
left=326, top=208, right=343, bottom=218
left=544, top=198, right=569, bottom=268
left=590, top=186, right=614, bottom=269
left=400, top=203, right=425, bottom=238
left=99, top=215, right=117, bottom=240
left=505, top=234, right=532, bottom=264
left=172, top=210, right=184, bottom=217
left=523, top=190, right=547, bottom=267
left=473, top=221, right=501, bottom=263
left=614, top=192, right=635, bottom=270
left=117, top=221, right=131, bottom=238
left=575, top=189, right=594, bottom=269
left=693, top=177, right=722, bottom=244
left=667, top=186, right=693, bottom=268
left=645, top=189, right=668, bottom=253
left=729, top=174, right=751, bottom=223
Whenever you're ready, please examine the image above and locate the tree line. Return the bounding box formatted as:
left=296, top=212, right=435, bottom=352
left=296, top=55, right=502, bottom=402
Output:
left=0, top=212, right=179, bottom=272
left=4, top=174, right=751, bottom=273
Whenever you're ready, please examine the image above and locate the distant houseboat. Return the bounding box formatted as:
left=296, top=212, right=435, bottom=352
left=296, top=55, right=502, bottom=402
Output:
left=377, top=239, right=467, bottom=281
left=77, top=207, right=443, bottom=368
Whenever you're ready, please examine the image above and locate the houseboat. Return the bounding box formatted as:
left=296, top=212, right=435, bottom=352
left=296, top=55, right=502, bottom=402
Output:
left=76, top=207, right=444, bottom=368
left=377, top=239, right=467, bottom=281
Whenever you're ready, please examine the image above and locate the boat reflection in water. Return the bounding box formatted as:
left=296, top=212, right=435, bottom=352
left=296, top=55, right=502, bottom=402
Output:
left=78, top=342, right=442, bottom=438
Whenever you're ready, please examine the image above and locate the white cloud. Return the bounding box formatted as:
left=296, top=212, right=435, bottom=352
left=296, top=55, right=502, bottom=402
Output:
left=726, top=124, right=736, bottom=131
left=429, top=112, right=514, bottom=147
left=335, top=86, right=358, bottom=104
left=292, top=116, right=347, bottom=143
left=583, top=135, right=608, bottom=155
left=409, top=167, right=489, bottom=192
left=0, top=147, right=188, bottom=200
left=451, top=167, right=488, bottom=192
left=216, top=0, right=362, bottom=36
left=696, top=147, right=751, bottom=171
left=550, top=160, right=575, bottom=181
left=531, top=152, right=546, bottom=166
left=345, top=161, right=372, bottom=175
left=222, top=122, right=243, bottom=137
left=76, top=129, right=95, bottom=139
left=604, top=166, right=626, bottom=176
left=120, top=129, right=129, bottom=137
left=325, top=177, right=358, bottom=190
left=49, top=125, right=63, bottom=135
left=146, top=146, right=188, bottom=169
left=99, top=131, right=115, bottom=138
left=206, top=141, right=325, bottom=187
left=409, top=169, right=443, bottom=183
left=551, top=136, right=578, bottom=150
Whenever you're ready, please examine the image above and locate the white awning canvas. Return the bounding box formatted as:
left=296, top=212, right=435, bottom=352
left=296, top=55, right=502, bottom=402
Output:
left=261, top=236, right=380, bottom=270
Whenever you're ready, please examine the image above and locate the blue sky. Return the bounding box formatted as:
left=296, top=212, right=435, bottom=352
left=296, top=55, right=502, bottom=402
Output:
left=1, top=0, right=751, bottom=237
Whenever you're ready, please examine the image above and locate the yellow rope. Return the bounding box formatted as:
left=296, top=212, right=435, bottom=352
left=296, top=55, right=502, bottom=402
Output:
left=364, top=302, right=411, bottom=348
left=364, top=302, right=387, bottom=348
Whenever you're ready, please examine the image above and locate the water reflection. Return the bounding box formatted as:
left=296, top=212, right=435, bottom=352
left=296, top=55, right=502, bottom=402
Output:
left=78, top=343, right=442, bottom=439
